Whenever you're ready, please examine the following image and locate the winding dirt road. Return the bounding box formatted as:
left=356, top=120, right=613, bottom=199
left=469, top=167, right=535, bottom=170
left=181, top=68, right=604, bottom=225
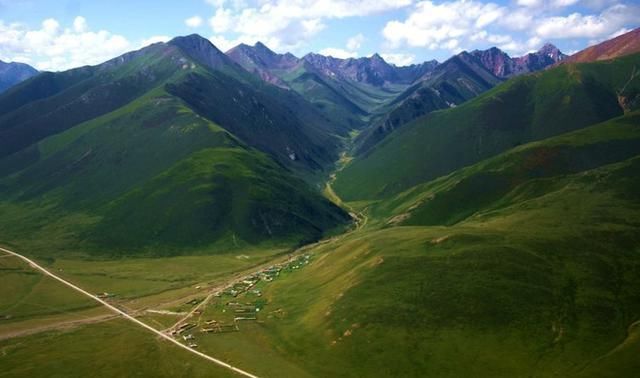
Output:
left=0, top=246, right=259, bottom=378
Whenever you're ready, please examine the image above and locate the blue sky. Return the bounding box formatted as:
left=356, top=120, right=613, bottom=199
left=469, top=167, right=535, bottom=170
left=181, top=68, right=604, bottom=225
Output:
left=0, top=0, right=638, bottom=70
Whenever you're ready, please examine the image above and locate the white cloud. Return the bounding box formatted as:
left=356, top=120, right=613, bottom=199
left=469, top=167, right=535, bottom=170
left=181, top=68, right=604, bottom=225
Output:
left=380, top=0, right=638, bottom=60
left=210, top=34, right=254, bottom=51
left=209, top=34, right=285, bottom=52
left=535, top=4, right=639, bottom=39
left=209, top=35, right=242, bottom=52
left=381, top=52, right=415, bottom=66
left=517, top=0, right=543, bottom=7
left=185, top=16, right=203, bottom=28
left=316, top=32, right=366, bottom=61
left=210, top=8, right=234, bottom=33
left=552, top=0, right=580, bottom=7
left=382, top=0, right=505, bottom=49
left=486, top=34, right=513, bottom=44
left=608, top=27, right=631, bottom=39
left=140, top=35, right=170, bottom=47
left=516, top=0, right=579, bottom=8
left=206, top=0, right=412, bottom=52
left=301, top=19, right=326, bottom=35
left=346, top=33, right=365, bottom=51
left=318, top=47, right=357, bottom=59
left=0, top=17, right=162, bottom=71
left=499, top=8, right=535, bottom=30
left=527, top=36, right=543, bottom=49
left=73, top=16, right=87, bottom=33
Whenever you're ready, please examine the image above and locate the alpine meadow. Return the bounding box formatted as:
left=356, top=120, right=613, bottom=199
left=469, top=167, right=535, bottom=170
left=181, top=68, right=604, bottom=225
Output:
left=0, top=2, right=639, bottom=377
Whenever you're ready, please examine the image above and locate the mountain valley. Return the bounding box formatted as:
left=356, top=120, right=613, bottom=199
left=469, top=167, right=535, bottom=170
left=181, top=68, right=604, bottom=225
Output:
left=0, top=24, right=639, bottom=378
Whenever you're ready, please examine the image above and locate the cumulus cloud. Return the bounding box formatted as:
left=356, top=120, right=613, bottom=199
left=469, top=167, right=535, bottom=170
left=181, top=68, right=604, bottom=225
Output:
left=318, top=47, right=357, bottom=59
left=535, top=4, right=639, bottom=39
left=140, top=35, right=170, bottom=47
left=210, top=8, right=234, bottom=33
left=346, top=33, right=365, bottom=51
left=210, top=34, right=275, bottom=52
left=317, top=32, right=367, bottom=61
left=185, top=16, right=203, bottom=28
left=516, top=0, right=580, bottom=8
left=383, top=0, right=505, bottom=51
left=381, top=0, right=638, bottom=58
left=73, top=16, right=88, bottom=33
left=499, top=8, right=535, bottom=31
left=552, top=0, right=580, bottom=7
left=517, top=0, right=543, bottom=7
left=205, top=0, right=411, bottom=52
left=380, top=53, right=415, bottom=66
left=0, top=17, right=131, bottom=71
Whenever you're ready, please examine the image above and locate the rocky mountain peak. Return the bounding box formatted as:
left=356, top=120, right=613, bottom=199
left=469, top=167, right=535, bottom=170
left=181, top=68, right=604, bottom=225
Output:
left=169, top=34, right=232, bottom=70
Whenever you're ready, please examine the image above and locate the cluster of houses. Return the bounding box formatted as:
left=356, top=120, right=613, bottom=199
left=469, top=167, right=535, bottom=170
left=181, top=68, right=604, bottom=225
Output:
left=200, top=318, right=240, bottom=334
left=172, top=253, right=313, bottom=348
left=215, top=254, right=311, bottom=299
left=168, top=322, right=199, bottom=347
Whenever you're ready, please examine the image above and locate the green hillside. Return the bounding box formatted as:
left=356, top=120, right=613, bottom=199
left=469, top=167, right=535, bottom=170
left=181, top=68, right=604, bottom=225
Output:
left=0, top=93, right=349, bottom=257
left=334, top=53, right=640, bottom=201
left=278, top=64, right=370, bottom=129
left=0, top=36, right=350, bottom=257
left=0, top=43, right=182, bottom=159
left=374, top=113, right=640, bottom=227
left=223, top=112, right=640, bottom=377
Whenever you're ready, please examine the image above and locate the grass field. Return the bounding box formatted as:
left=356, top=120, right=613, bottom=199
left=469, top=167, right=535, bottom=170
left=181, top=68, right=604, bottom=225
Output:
left=0, top=319, right=238, bottom=378
left=0, top=255, right=98, bottom=326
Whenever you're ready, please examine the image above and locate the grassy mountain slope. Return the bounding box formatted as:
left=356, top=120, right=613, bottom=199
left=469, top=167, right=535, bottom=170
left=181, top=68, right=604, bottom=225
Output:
left=335, top=52, right=640, bottom=201
left=0, top=36, right=351, bottom=257
left=0, top=91, right=349, bottom=256
left=0, top=35, right=346, bottom=175
left=166, top=67, right=341, bottom=172
left=374, top=112, right=640, bottom=226
left=232, top=112, right=640, bottom=377
left=93, top=146, right=350, bottom=253
left=0, top=43, right=182, bottom=159
left=278, top=63, right=370, bottom=129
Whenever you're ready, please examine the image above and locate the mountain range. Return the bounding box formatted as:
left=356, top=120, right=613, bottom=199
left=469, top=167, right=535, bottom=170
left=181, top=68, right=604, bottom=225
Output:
left=0, top=34, right=351, bottom=255
left=1, top=26, right=640, bottom=378
left=0, top=60, right=38, bottom=93
left=0, top=32, right=603, bottom=256
left=471, top=43, right=567, bottom=78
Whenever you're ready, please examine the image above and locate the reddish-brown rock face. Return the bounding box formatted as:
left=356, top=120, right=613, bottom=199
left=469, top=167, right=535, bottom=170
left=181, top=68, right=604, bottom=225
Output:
left=561, top=28, right=640, bottom=64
